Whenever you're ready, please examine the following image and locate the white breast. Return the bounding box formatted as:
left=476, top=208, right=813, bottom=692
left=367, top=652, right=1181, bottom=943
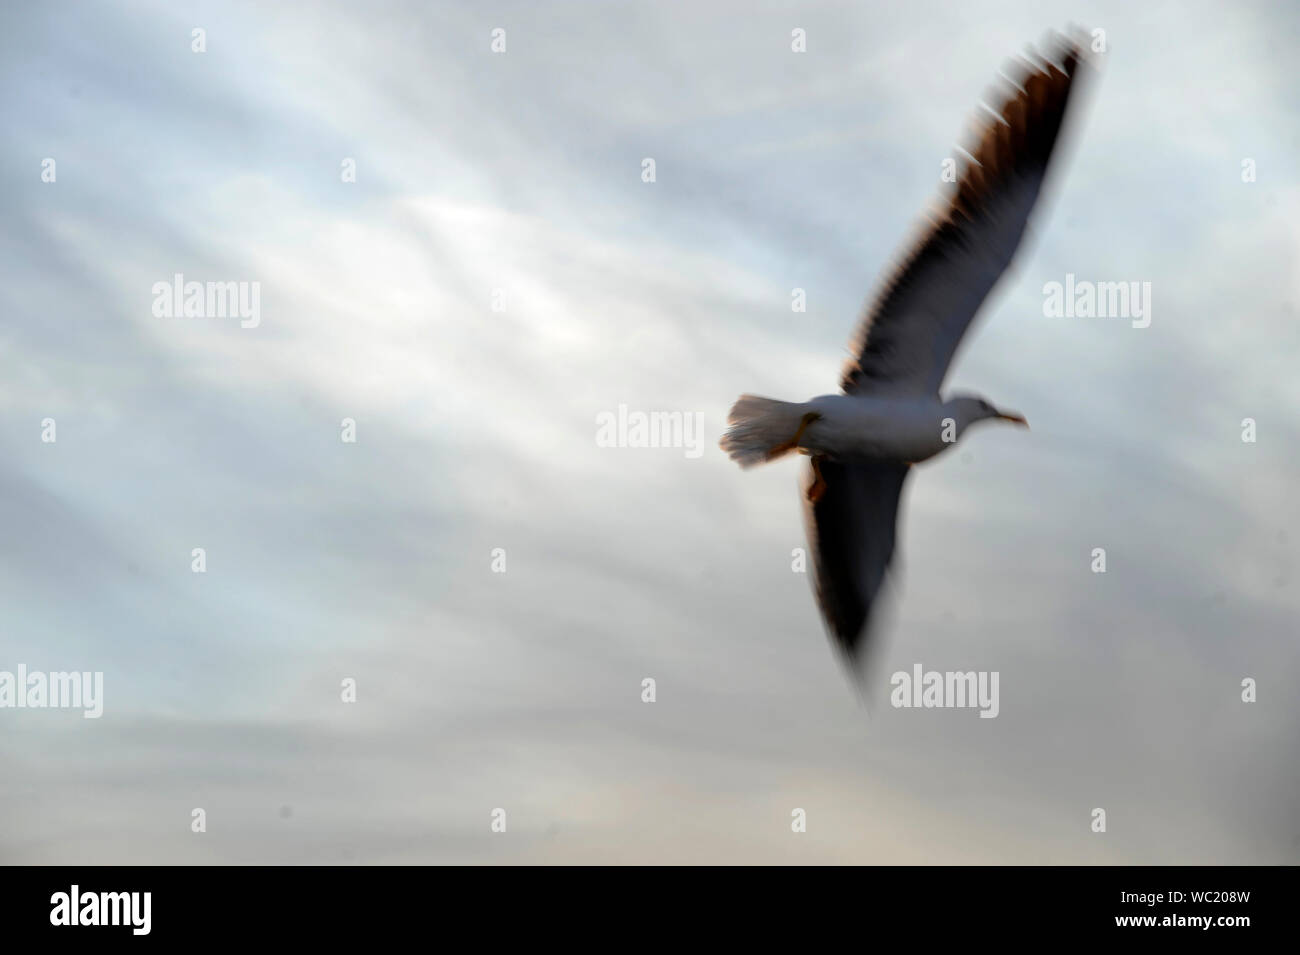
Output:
left=801, top=394, right=952, bottom=462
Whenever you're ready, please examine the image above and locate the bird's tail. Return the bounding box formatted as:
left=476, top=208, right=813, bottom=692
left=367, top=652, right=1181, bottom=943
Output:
left=719, top=394, right=813, bottom=468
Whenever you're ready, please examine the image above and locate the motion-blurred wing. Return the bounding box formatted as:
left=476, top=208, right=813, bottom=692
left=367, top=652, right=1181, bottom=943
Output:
left=803, top=457, right=910, bottom=660
left=841, top=33, right=1088, bottom=396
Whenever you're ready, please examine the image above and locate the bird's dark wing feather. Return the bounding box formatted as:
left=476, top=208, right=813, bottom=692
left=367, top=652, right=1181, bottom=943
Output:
left=803, top=457, right=911, bottom=661
left=841, top=33, right=1089, bottom=396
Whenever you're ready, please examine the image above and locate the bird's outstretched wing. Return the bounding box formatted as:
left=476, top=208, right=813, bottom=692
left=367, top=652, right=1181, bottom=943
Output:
left=841, top=33, right=1089, bottom=397
left=803, top=457, right=910, bottom=663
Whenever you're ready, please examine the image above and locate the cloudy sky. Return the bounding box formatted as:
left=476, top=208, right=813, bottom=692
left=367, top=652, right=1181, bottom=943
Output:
left=1, top=0, right=1296, bottom=864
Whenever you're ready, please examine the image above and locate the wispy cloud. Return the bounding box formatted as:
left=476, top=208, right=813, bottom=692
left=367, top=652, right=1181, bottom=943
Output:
left=1, top=0, right=1296, bottom=863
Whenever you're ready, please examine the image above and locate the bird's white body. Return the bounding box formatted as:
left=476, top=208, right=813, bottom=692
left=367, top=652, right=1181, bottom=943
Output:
left=719, top=392, right=1000, bottom=468
left=800, top=393, right=956, bottom=463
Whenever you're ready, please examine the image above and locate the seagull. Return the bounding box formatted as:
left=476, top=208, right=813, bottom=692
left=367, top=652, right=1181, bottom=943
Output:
left=721, top=32, right=1092, bottom=666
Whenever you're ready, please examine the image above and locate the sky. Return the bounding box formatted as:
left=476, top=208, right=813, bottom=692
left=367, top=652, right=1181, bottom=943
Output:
left=1, top=0, right=1297, bottom=864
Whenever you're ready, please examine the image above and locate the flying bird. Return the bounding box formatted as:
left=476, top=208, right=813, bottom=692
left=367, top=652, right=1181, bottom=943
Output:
left=721, top=32, right=1092, bottom=666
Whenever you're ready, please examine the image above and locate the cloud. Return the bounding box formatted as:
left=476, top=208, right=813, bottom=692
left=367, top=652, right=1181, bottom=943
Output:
left=0, top=0, right=1295, bottom=863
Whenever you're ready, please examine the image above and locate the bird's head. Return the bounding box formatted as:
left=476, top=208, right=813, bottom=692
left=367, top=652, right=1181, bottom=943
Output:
left=943, top=394, right=1029, bottom=431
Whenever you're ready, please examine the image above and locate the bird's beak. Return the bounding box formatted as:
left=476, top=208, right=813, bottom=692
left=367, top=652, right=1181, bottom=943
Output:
left=997, top=411, right=1029, bottom=428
